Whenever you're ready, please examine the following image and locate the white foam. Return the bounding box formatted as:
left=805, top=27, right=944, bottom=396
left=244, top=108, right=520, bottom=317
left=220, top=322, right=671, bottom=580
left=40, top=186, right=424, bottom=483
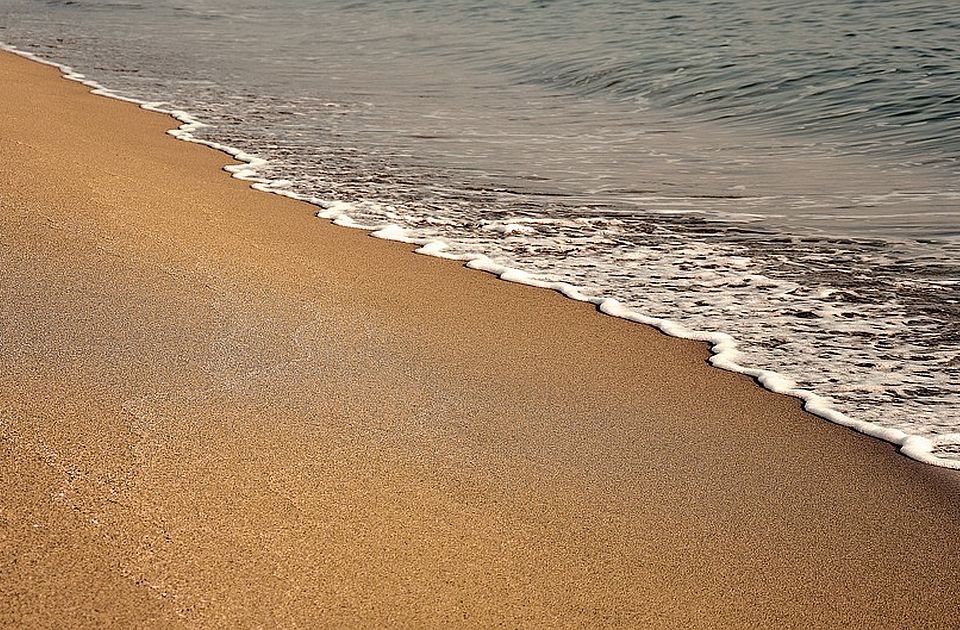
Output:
left=5, top=41, right=957, bottom=471
left=484, top=222, right=537, bottom=235
left=370, top=224, right=413, bottom=242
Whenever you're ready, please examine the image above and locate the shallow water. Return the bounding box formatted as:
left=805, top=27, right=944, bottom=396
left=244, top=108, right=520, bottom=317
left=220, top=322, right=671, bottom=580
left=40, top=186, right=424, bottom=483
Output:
left=2, top=0, right=958, bottom=463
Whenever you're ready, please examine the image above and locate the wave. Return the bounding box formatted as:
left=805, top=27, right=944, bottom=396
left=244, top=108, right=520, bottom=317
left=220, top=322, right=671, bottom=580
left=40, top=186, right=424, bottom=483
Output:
left=477, top=0, right=960, bottom=173
left=4, top=41, right=957, bottom=471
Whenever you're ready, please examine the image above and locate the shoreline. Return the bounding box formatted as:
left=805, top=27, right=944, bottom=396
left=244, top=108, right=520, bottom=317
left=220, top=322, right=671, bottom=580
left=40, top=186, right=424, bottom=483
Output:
left=1, top=48, right=959, bottom=627
left=4, top=42, right=954, bottom=471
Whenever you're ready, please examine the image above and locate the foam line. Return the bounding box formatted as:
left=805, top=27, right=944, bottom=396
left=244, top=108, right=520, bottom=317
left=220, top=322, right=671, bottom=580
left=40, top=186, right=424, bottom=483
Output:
left=4, top=41, right=956, bottom=471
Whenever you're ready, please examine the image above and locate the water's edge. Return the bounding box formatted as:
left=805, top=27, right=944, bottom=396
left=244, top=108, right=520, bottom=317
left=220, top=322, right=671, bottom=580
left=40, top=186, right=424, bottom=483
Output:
left=6, top=42, right=956, bottom=471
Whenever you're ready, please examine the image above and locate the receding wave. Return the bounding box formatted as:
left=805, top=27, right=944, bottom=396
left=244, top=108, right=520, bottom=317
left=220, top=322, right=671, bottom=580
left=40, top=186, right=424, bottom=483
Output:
left=1, top=0, right=958, bottom=468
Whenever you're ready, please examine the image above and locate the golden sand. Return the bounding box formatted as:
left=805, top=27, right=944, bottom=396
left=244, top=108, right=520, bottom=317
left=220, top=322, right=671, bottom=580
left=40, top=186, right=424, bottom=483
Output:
left=1, top=50, right=958, bottom=628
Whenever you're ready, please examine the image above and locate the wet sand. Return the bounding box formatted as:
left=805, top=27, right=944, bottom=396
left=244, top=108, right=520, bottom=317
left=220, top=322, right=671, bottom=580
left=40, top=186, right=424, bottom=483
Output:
left=1, top=50, right=959, bottom=628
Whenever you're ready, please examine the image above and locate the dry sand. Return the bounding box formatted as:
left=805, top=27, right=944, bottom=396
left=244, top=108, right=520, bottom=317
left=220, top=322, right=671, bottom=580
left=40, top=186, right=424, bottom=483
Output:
left=0, top=50, right=958, bottom=628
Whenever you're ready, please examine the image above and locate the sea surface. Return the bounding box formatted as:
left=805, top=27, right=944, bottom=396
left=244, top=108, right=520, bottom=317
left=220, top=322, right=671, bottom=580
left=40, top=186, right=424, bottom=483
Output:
left=2, top=0, right=958, bottom=466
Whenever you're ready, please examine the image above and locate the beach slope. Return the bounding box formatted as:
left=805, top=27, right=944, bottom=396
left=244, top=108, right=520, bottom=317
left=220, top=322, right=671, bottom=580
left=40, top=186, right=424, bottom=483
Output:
left=1, top=50, right=958, bottom=628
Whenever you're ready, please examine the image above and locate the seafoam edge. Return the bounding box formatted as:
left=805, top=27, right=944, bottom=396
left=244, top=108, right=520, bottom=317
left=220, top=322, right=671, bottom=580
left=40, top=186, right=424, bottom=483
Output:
left=5, top=42, right=957, bottom=470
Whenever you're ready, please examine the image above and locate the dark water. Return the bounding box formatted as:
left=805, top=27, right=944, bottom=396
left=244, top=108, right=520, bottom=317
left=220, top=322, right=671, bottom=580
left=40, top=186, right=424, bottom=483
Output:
left=2, top=0, right=958, bottom=464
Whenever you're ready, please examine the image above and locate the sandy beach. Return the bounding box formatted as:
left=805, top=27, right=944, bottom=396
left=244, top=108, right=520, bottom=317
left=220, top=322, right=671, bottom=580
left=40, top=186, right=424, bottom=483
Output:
left=1, top=49, right=958, bottom=628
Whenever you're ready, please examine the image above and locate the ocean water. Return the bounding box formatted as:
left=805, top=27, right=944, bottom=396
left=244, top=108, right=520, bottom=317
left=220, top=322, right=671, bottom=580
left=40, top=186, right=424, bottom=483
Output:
left=2, top=0, right=958, bottom=467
